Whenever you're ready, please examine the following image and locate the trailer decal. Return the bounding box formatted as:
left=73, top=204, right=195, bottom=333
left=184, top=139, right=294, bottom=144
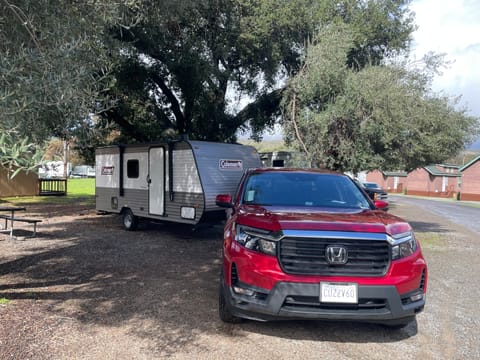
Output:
left=219, top=159, right=243, bottom=170
left=101, top=166, right=114, bottom=175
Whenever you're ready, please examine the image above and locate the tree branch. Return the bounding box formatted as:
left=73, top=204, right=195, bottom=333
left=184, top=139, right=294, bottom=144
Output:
left=290, top=93, right=310, bottom=157
left=150, top=72, right=185, bottom=132
left=3, top=0, right=44, bottom=55
left=100, top=108, right=148, bottom=142
left=232, top=89, right=284, bottom=128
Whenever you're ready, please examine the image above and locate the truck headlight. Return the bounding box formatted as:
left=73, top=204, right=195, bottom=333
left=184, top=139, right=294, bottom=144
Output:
left=234, top=225, right=277, bottom=256
left=391, top=232, right=418, bottom=260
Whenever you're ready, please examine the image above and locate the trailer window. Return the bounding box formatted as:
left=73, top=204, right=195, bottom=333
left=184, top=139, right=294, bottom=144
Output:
left=127, top=159, right=139, bottom=178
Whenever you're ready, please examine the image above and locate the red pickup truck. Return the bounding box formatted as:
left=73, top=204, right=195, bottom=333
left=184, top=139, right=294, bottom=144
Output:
left=215, top=168, right=427, bottom=328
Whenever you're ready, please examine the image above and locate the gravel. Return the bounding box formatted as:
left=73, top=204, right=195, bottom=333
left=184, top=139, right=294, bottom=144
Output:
left=0, top=199, right=479, bottom=359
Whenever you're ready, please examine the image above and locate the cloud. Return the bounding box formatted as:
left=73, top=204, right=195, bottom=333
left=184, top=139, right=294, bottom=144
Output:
left=411, top=0, right=480, bottom=53
left=411, top=0, right=480, bottom=115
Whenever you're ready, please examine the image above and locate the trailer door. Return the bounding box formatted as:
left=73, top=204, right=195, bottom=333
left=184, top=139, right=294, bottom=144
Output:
left=149, top=147, right=165, bottom=215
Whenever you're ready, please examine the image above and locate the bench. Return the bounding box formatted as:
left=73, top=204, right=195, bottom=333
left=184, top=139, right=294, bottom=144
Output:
left=0, top=215, right=42, bottom=238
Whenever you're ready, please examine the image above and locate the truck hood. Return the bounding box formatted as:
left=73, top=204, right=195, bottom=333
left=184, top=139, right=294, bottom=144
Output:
left=236, top=205, right=410, bottom=234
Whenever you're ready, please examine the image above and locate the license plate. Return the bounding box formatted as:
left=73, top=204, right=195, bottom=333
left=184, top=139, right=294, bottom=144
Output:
left=320, top=282, right=358, bottom=304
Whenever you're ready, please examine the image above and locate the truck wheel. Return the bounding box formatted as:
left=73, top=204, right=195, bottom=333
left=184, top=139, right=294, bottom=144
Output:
left=122, top=209, right=138, bottom=231
left=219, top=276, right=242, bottom=323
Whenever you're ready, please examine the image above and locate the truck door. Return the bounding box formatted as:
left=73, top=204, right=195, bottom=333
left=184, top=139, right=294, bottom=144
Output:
left=149, top=147, right=165, bottom=215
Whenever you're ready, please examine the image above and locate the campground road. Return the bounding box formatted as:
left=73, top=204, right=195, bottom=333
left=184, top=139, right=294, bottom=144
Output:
left=389, top=194, right=480, bottom=234
left=1, top=198, right=479, bottom=359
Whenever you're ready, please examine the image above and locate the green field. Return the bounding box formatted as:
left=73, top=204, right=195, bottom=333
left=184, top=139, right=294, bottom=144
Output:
left=68, top=178, right=95, bottom=196
left=1, top=178, right=95, bottom=206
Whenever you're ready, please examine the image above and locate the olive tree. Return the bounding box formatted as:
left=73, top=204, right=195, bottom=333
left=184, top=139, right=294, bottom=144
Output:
left=282, top=25, right=479, bottom=172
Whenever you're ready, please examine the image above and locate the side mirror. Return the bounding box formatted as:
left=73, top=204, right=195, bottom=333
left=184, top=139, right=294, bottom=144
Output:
left=374, top=200, right=389, bottom=211
left=216, top=194, right=233, bottom=208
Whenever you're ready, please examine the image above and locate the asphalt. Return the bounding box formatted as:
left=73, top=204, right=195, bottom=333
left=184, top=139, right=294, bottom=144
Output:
left=389, top=194, right=480, bottom=234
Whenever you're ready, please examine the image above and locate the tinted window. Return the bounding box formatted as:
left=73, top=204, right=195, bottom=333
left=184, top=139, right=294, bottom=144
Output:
left=243, top=172, right=370, bottom=209
left=127, top=159, right=139, bottom=178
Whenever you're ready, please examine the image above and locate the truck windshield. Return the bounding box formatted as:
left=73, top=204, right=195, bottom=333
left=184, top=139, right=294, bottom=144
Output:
left=242, top=172, right=371, bottom=210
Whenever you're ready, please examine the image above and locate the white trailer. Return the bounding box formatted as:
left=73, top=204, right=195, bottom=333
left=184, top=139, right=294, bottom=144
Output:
left=95, top=140, right=261, bottom=230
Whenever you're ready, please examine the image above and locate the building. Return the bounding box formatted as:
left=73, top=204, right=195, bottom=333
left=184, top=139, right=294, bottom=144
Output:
left=405, top=165, right=461, bottom=198
left=459, top=155, right=480, bottom=201
left=365, top=170, right=408, bottom=193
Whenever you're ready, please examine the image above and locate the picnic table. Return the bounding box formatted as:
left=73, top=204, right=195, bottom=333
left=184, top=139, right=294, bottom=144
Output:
left=0, top=205, right=42, bottom=239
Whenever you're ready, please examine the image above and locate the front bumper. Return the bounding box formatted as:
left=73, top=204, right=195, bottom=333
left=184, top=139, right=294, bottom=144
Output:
left=222, top=277, right=425, bottom=324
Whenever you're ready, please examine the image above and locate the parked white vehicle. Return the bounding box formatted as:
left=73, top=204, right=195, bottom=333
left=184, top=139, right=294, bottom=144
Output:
left=70, top=165, right=95, bottom=178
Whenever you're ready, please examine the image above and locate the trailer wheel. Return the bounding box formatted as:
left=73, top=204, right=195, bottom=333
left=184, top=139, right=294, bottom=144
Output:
left=122, top=208, right=138, bottom=231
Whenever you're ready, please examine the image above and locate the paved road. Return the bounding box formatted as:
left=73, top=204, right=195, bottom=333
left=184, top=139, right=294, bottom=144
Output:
left=388, top=195, right=480, bottom=234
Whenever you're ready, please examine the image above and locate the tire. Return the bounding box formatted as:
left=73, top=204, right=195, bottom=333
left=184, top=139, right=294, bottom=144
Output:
left=219, top=276, right=242, bottom=324
left=122, top=208, right=138, bottom=231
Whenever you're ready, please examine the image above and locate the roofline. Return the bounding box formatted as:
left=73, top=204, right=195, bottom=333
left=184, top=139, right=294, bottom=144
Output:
left=460, top=155, right=480, bottom=172
left=381, top=171, right=408, bottom=177
left=437, top=163, right=460, bottom=169
left=423, top=166, right=461, bottom=177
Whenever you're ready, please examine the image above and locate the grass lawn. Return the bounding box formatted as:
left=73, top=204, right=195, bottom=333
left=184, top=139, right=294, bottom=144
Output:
left=68, top=178, right=95, bottom=196
left=0, top=178, right=95, bottom=206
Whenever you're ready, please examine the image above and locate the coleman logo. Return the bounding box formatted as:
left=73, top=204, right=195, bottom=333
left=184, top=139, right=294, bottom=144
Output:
left=101, top=166, right=114, bottom=175
left=326, top=245, right=348, bottom=264
left=219, top=159, right=243, bottom=170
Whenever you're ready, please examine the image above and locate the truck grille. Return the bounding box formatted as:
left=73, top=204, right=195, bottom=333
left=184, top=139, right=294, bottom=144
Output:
left=279, top=236, right=390, bottom=276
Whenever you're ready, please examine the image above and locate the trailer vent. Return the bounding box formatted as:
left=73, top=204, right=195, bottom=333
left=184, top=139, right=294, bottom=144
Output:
left=111, top=197, right=118, bottom=209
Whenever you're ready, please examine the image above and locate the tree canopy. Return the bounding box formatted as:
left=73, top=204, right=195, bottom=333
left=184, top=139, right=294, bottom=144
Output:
left=1, top=0, right=414, bottom=145
left=281, top=25, right=480, bottom=173
left=0, top=0, right=120, bottom=175
left=3, top=0, right=475, bottom=176
left=100, top=0, right=415, bottom=143
left=0, top=1, right=116, bottom=142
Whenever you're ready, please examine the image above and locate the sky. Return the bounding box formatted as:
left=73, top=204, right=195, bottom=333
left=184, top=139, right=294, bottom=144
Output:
left=410, top=0, right=480, bottom=149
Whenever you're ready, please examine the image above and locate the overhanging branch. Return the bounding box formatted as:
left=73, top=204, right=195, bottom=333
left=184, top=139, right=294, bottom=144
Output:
left=232, top=89, right=284, bottom=128
left=150, top=73, right=186, bottom=132
left=290, top=93, right=310, bottom=157
left=100, top=108, right=148, bottom=142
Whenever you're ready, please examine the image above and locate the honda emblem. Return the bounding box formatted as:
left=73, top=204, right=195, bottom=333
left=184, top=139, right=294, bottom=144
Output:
left=325, top=245, right=348, bottom=264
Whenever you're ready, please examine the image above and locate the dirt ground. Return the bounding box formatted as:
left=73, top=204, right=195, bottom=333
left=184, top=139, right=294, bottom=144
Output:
left=0, top=198, right=479, bottom=359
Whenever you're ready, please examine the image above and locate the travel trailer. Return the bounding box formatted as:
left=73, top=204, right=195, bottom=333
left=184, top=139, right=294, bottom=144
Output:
left=95, top=140, right=261, bottom=230
left=38, top=161, right=71, bottom=179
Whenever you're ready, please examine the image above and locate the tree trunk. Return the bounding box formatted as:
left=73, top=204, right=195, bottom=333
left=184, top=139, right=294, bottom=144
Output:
left=63, top=139, right=69, bottom=178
